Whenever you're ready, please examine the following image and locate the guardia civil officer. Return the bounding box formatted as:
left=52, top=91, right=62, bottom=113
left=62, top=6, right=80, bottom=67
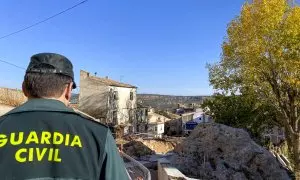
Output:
left=0, top=53, right=129, bottom=180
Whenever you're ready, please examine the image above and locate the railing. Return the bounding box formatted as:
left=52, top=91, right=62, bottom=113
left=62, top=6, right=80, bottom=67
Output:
left=121, top=152, right=151, bottom=180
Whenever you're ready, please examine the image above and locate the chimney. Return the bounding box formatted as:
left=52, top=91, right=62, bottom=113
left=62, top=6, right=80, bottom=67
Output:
left=80, top=70, right=90, bottom=79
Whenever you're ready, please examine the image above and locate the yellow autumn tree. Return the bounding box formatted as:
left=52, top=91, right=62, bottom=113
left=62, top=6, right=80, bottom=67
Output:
left=209, top=0, right=300, bottom=177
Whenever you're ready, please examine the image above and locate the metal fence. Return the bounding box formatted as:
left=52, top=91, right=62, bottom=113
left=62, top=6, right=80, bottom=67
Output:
left=121, top=152, right=151, bottom=180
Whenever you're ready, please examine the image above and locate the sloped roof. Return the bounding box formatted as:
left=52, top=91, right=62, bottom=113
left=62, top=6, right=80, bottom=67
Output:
left=148, top=112, right=171, bottom=124
left=156, top=110, right=181, bottom=119
left=87, top=74, right=137, bottom=88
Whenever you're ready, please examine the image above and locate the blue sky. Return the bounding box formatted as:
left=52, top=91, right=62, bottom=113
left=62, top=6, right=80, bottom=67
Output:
left=0, top=0, right=245, bottom=95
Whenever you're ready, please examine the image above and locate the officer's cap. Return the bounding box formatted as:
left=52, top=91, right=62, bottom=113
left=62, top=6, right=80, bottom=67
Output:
left=26, top=53, right=77, bottom=89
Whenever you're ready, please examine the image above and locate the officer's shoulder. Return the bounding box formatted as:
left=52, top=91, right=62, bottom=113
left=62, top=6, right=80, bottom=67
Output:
left=0, top=115, right=8, bottom=122
left=72, top=109, right=109, bottom=129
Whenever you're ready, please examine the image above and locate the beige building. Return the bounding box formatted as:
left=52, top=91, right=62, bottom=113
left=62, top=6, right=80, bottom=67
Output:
left=143, top=108, right=171, bottom=137
left=79, top=70, right=137, bottom=129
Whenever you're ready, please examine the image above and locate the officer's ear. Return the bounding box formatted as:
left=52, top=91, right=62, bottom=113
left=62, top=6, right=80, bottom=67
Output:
left=65, top=82, right=73, bottom=101
left=22, top=81, right=29, bottom=97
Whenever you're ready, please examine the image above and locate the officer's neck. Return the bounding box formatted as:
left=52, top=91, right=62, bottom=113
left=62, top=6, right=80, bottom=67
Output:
left=24, top=86, right=71, bottom=107
left=48, top=96, right=69, bottom=106
left=27, top=97, right=69, bottom=107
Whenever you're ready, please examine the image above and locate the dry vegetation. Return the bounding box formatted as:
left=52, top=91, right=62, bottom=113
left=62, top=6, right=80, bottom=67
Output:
left=0, top=87, right=27, bottom=107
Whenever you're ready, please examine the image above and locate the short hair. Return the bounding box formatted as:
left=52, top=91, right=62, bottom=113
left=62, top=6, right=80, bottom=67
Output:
left=23, top=72, right=72, bottom=98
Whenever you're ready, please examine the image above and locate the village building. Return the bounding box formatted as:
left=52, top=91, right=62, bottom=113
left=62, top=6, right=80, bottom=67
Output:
left=169, top=106, right=213, bottom=135
left=134, top=103, right=149, bottom=133
left=135, top=107, right=171, bottom=138
left=78, top=70, right=139, bottom=133
left=146, top=108, right=170, bottom=138
left=182, top=108, right=212, bottom=134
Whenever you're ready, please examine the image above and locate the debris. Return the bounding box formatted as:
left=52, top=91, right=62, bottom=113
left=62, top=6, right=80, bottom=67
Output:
left=123, top=141, right=155, bottom=157
left=171, top=123, right=290, bottom=180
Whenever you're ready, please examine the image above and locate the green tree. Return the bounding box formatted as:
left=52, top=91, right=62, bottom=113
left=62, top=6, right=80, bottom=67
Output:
left=208, top=0, right=300, bottom=177
left=202, top=93, right=278, bottom=139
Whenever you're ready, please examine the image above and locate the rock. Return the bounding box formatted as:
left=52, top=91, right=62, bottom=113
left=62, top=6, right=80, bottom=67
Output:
left=171, top=123, right=290, bottom=180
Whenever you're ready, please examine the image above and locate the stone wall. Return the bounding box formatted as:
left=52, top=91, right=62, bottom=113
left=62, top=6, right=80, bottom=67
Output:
left=79, top=70, right=110, bottom=121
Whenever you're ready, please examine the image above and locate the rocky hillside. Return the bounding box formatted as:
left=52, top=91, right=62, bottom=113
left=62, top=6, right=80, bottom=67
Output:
left=70, top=93, right=210, bottom=111
left=137, top=94, right=210, bottom=110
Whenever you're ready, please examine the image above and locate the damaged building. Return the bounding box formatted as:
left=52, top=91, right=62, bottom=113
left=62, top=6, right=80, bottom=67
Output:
left=79, top=70, right=139, bottom=133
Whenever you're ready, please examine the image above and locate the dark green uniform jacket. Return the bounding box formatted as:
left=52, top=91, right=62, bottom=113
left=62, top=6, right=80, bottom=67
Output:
left=0, top=99, right=129, bottom=180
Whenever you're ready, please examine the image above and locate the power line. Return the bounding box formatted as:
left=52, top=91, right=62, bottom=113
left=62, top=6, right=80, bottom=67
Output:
left=0, top=59, right=25, bottom=70
left=0, top=0, right=88, bottom=40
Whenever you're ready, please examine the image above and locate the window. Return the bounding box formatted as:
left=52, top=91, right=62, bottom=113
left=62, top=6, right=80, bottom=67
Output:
left=114, top=91, right=119, bottom=100
left=113, top=111, right=118, bottom=124
left=130, top=92, right=134, bottom=100
left=129, top=109, right=134, bottom=123
left=154, top=126, right=157, bottom=132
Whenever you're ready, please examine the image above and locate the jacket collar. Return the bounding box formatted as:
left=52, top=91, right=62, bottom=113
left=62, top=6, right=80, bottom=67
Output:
left=5, top=98, right=74, bottom=115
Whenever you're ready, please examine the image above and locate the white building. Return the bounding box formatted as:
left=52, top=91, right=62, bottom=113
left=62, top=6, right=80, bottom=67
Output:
left=147, top=122, right=165, bottom=138
left=79, top=70, right=137, bottom=131
left=182, top=108, right=212, bottom=134
left=192, top=108, right=211, bottom=123
left=135, top=108, right=170, bottom=138
left=146, top=108, right=170, bottom=138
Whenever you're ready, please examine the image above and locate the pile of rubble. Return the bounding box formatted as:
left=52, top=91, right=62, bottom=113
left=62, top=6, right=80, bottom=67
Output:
left=123, top=140, right=155, bottom=157
left=140, top=139, right=178, bottom=154
left=121, top=136, right=183, bottom=157
left=171, top=123, right=290, bottom=180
